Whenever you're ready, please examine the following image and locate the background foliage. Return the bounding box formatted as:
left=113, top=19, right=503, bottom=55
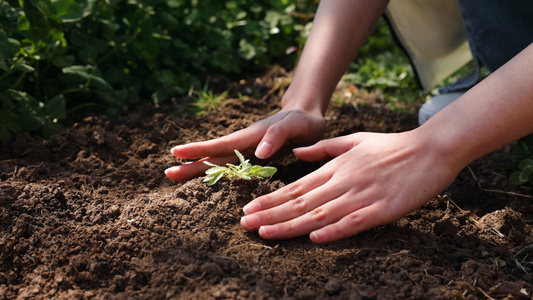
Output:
left=507, top=136, right=533, bottom=186
left=2, top=0, right=531, bottom=187
left=0, top=0, right=317, bottom=141
left=346, top=18, right=418, bottom=103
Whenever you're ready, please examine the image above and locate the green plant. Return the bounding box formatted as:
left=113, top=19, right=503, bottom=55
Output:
left=492, top=134, right=533, bottom=187
left=186, top=79, right=230, bottom=115
left=190, top=88, right=229, bottom=115
left=344, top=19, right=419, bottom=104
left=509, top=135, right=533, bottom=186
left=1, top=0, right=319, bottom=142
left=203, top=149, right=277, bottom=186
left=510, top=158, right=533, bottom=186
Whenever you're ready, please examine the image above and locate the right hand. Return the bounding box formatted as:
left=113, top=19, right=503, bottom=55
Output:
left=239, top=131, right=460, bottom=243
left=165, top=108, right=326, bottom=181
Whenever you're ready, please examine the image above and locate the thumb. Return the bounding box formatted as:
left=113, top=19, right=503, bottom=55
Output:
left=253, top=110, right=326, bottom=159
left=255, top=135, right=285, bottom=160
left=254, top=122, right=294, bottom=159
left=293, top=135, right=356, bottom=162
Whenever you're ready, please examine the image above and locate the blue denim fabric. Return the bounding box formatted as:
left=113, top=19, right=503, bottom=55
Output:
left=440, top=0, right=533, bottom=93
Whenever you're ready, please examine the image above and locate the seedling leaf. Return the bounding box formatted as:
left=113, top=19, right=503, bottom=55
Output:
left=205, top=166, right=226, bottom=175
left=235, top=149, right=246, bottom=165
left=202, top=149, right=277, bottom=185
left=204, top=171, right=225, bottom=186
left=203, top=161, right=220, bottom=167
left=251, top=166, right=277, bottom=177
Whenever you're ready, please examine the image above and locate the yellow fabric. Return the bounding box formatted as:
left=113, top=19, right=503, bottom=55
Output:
left=385, top=0, right=472, bottom=92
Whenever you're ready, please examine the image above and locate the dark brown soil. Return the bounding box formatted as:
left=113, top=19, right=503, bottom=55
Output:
left=1, top=69, right=532, bottom=299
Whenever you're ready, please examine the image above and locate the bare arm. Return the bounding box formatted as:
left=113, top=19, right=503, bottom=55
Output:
left=420, top=42, right=533, bottom=171
left=279, top=0, right=389, bottom=115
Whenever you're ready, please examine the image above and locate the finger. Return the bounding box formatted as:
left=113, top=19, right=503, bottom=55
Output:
left=293, top=135, right=356, bottom=162
left=309, top=202, right=391, bottom=243
left=254, top=121, right=294, bottom=159
left=241, top=168, right=332, bottom=216
left=165, top=154, right=239, bottom=181
left=255, top=112, right=325, bottom=159
left=171, top=126, right=265, bottom=159
left=240, top=174, right=346, bottom=231
left=252, top=185, right=380, bottom=240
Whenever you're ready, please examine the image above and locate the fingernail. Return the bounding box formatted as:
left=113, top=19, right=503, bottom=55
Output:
left=255, top=142, right=273, bottom=159
left=292, top=147, right=305, bottom=156
left=241, top=215, right=260, bottom=230
left=171, top=145, right=185, bottom=154
left=310, top=230, right=326, bottom=243
left=243, top=202, right=260, bottom=215
left=164, top=166, right=180, bottom=175
left=259, top=225, right=278, bottom=236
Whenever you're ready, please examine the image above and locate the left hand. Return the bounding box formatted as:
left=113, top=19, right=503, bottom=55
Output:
left=240, top=131, right=461, bottom=243
left=165, top=108, right=326, bottom=181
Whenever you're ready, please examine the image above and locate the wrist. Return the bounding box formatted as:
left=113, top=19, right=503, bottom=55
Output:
left=406, top=126, right=468, bottom=180
left=280, top=87, right=329, bottom=117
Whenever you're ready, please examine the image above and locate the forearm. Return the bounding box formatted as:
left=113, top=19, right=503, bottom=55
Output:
left=282, top=0, right=389, bottom=115
left=418, top=43, right=533, bottom=173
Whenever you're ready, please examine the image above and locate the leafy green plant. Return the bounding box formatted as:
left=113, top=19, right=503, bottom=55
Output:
left=1, top=0, right=318, bottom=142
left=508, top=135, right=533, bottom=186
left=344, top=19, right=419, bottom=104
left=510, top=159, right=533, bottom=186
left=185, top=79, right=230, bottom=115
left=492, top=134, right=533, bottom=187
left=346, top=52, right=413, bottom=91
left=203, top=149, right=277, bottom=186
left=188, top=88, right=229, bottom=116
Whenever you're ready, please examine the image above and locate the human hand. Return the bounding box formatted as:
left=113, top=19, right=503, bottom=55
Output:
left=240, top=131, right=461, bottom=243
left=165, top=108, right=326, bottom=181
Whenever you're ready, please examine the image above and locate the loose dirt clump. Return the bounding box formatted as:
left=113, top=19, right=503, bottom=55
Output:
left=1, top=70, right=533, bottom=299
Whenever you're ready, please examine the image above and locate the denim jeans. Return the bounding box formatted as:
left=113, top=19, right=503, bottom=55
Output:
left=440, top=0, right=533, bottom=93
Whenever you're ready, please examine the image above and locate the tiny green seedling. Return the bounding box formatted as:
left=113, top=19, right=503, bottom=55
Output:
left=203, top=150, right=277, bottom=186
